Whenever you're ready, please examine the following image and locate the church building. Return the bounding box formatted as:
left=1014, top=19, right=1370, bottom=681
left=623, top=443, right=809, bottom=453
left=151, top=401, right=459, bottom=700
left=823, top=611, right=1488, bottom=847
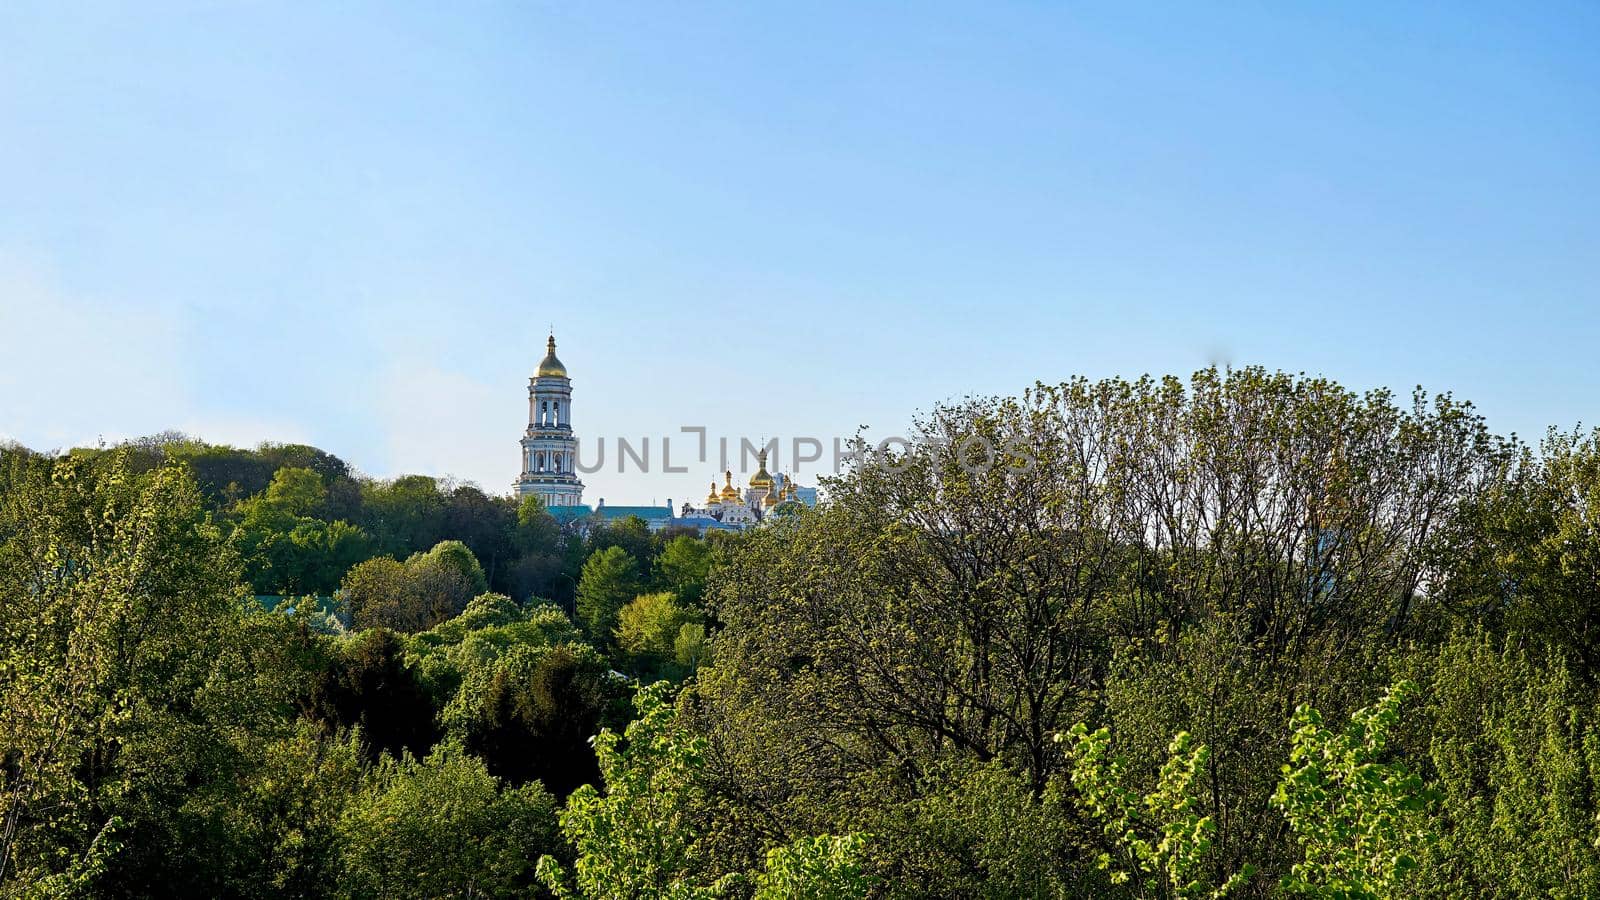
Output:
left=674, top=449, right=812, bottom=529
left=513, top=334, right=815, bottom=531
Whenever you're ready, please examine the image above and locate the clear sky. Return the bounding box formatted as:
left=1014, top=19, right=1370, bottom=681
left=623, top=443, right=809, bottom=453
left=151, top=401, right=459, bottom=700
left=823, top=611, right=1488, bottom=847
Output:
left=2, top=2, right=1596, bottom=504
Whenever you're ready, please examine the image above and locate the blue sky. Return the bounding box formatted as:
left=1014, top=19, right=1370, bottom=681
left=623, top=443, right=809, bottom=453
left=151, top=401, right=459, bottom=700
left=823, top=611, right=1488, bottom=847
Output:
left=2, top=1, right=1596, bottom=504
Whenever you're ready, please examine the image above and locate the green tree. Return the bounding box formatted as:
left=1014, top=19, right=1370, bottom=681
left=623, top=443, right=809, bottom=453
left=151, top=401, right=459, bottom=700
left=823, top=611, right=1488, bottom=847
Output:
left=616, top=592, right=703, bottom=680
left=402, top=541, right=486, bottom=629
left=518, top=493, right=563, bottom=539
left=1414, top=633, right=1600, bottom=898
left=576, top=546, right=640, bottom=639
left=673, top=622, right=710, bottom=671
left=509, top=495, right=578, bottom=605
left=1097, top=616, right=1365, bottom=885
left=442, top=643, right=619, bottom=796
left=341, top=556, right=416, bottom=631
left=617, top=592, right=700, bottom=657
left=865, top=759, right=1096, bottom=896
left=441, top=484, right=516, bottom=591
left=337, top=742, right=561, bottom=899
left=260, top=465, right=326, bottom=516
left=588, top=515, right=653, bottom=572
left=255, top=442, right=355, bottom=489
left=360, top=475, right=448, bottom=558
left=693, top=368, right=1501, bottom=897
left=269, top=517, right=370, bottom=595
left=537, top=682, right=729, bottom=899
left=655, top=535, right=714, bottom=606
left=232, top=466, right=372, bottom=595
left=751, top=834, right=872, bottom=900
left=223, top=721, right=366, bottom=894
left=1436, top=429, right=1600, bottom=675
left=538, top=682, right=871, bottom=900
left=413, top=538, right=489, bottom=596
left=0, top=450, right=258, bottom=892
left=340, top=540, right=484, bottom=633
left=1065, top=725, right=1251, bottom=899
left=176, top=443, right=278, bottom=506
left=306, top=628, right=440, bottom=761
left=1272, top=681, right=1438, bottom=898
left=1068, top=682, right=1435, bottom=899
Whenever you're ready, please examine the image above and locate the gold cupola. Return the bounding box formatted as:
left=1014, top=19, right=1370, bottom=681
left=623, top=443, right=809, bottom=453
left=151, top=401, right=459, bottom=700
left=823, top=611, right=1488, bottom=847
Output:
left=720, top=470, right=740, bottom=502
left=536, top=334, right=568, bottom=378
left=763, top=481, right=779, bottom=507
left=705, top=481, right=720, bottom=506
left=749, top=448, right=774, bottom=490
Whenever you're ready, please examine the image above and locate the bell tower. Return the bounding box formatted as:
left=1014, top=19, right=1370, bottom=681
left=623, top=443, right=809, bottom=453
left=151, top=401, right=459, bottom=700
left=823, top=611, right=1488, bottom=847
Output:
left=515, top=334, right=584, bottom=507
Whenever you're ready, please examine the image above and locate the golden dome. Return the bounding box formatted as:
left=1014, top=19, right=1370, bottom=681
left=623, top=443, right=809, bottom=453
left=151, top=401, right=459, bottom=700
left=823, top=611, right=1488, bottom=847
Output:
left=762, top=482, right=779, bottom=507
left=719, top=470, right=740, bottom=501
left=536, top=335, right=568, bottom=378
left=749, top=448, right=774, bottom=488
left=705, top=481, right=720, bottom=506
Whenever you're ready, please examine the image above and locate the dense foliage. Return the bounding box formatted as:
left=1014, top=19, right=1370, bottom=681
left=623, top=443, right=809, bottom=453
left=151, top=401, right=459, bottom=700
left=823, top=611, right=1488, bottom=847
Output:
left=5, top=366, right=1600, bottom=897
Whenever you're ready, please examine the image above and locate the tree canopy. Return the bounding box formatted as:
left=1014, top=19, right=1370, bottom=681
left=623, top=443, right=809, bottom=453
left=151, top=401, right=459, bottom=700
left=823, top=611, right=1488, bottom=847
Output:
left=7, top=368, right=1600, bottom=897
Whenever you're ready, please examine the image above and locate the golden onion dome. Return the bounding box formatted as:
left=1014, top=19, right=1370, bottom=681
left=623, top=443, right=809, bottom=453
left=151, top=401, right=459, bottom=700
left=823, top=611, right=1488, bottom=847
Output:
left=536, top=335, right=568, bottom=378
left=749, top=448, right=774, bottom=488
left=720, top=470, right=740, bottom=500
left=762, top=482, right=779, bottom=507
left=705, top=481, right=720, bottom=506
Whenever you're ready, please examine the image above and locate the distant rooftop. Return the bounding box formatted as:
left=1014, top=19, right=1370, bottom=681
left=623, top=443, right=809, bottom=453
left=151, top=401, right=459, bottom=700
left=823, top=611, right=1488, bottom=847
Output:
left=546, top=505, right=595, bottom=523
left=596, top=503, right=673, bottom=521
